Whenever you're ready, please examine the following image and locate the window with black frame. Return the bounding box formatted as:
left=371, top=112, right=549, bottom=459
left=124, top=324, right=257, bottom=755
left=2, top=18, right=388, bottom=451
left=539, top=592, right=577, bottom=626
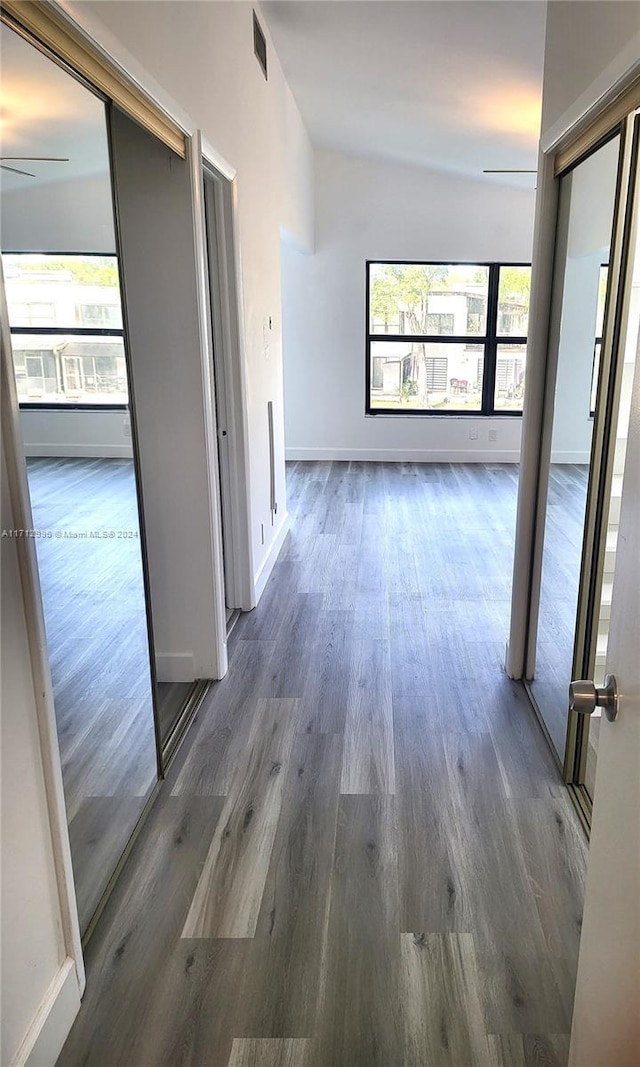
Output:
left=3, top=253, right=128, bottom=407
left=366, top=261, right=531, bottom=415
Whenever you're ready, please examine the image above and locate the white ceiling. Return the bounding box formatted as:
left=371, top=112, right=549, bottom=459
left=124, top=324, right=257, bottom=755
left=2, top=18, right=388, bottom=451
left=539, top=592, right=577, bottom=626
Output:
left=0, top=22, right=111, bottom=193
left=263, top=0, right=547, bottom=185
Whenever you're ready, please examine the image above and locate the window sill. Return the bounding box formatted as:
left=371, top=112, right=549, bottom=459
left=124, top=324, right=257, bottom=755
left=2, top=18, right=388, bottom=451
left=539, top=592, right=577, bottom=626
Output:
left=365, top=411, right=523, bottom=419
left=19, top=403, right=129, bottom=412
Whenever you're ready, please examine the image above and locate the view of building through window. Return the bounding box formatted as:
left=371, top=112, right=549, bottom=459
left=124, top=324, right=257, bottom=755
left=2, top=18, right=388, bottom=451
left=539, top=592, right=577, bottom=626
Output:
left=4, top=254, right=128, bottom=406
left=367, top=261, right=531, bottom=414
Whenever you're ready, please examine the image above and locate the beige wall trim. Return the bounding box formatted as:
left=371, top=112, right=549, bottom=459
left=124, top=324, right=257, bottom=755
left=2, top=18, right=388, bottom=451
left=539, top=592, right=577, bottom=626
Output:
left=0, top=0, right=186, bottom=158
left=554, top=76, right=640, bottom=177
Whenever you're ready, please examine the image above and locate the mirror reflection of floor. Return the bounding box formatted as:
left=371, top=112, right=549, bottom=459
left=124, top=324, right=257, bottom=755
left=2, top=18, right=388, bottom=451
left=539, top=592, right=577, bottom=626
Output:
left=27, top=456, right=157, bottom=931
left=585, top=715, right=601, bottom=800
left=529, top=464, right=589, bottom=761
left=157, top=681, right=195, bottom=742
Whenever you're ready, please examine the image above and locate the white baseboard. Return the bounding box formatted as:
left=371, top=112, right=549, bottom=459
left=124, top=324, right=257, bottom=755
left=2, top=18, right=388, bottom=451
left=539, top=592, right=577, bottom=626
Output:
left=285, top=447, right=521, bottom=463
left=11, top=957, right=80, bottom=1067
left=23, top=444, right=134, bottom=459
left=550, top=451, right=591, bottom=464
left=155, top=652, right=196, bottom=684
left=254, top=511, right=291, bottom=603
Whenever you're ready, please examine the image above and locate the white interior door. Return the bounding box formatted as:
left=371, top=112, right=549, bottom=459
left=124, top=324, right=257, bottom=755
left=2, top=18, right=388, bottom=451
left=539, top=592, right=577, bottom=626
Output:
left=569, top=291, right=640, bottom=1062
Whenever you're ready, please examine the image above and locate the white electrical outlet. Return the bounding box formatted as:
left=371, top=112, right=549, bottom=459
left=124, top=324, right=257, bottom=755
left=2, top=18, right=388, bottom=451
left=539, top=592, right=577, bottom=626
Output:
left=123, top=418, right=131, bottom=438
left=469, top=428, right=478, bottom=440
left=488, top=428, right=497, bottom=442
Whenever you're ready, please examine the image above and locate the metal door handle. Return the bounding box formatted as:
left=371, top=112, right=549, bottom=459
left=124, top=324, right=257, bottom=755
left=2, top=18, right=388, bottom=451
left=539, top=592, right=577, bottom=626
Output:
left=569, top=674, right=619, bottom=722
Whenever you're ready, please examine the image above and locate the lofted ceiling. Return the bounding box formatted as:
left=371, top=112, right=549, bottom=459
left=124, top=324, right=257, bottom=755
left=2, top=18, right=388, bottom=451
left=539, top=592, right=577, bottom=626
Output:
left=263, top=0, right=547, bottom=185
left=0, top=21, right=110, bottom=193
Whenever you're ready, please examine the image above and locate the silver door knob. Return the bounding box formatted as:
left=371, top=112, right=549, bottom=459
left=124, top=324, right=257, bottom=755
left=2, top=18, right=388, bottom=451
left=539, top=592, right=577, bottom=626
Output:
left=569, top=674, right=619, bottom=722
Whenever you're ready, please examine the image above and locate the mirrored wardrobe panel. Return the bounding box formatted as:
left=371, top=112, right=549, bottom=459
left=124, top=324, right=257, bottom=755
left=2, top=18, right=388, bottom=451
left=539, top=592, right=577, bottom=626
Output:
left=528, top=133, right=621, bottom=764
left=583, top=186, right=640, bottom=801
left=1, top=23, right=159, bottom=935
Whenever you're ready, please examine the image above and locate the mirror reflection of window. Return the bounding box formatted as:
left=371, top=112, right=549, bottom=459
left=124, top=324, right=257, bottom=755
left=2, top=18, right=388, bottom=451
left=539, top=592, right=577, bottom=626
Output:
left=5, top=254, right=127, bottom=406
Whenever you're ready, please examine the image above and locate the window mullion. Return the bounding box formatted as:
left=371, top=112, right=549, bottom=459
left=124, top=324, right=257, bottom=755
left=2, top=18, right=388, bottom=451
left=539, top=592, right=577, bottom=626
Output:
left=483, top=263, right=500, bottom=415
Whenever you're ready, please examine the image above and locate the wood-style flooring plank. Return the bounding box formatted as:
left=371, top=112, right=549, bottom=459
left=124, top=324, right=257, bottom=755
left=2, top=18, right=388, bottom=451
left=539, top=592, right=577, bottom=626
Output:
left=516, top=798, right=587, bottom=948
left=237, top=733, right=342, bottom=1038
left=487, top=1032, right=570, bottom=1066
left=312, top=795, right=400, bottom=1067
left=321, top=544, right=360, bottom=611
left=475, top=942, right=572, bottom=1038
left=400, top=932, right=488, bottom=1067
left=228, top=1039, right=313, bottom=1067
left=106, top=940, right=248, bottom=1067
left=340, top=639, right=395, bottom=794
left=394, top=712, right=468, bottom=933
left=297, top=611, right=354, bottom=734
left=170, top=639, right=276, bottom=796
left=68, top=796, right=150, bottom=933
left=182, top=699, right=299, bottom=938
left=265, top=594, right=323, bottom=698
left=58, top=794, right=227, bottom=1066
left=478, top=674, right=565, bottom=799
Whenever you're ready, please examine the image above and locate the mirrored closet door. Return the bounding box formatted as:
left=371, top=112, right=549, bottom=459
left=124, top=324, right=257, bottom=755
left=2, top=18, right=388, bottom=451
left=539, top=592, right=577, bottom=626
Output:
left=528, top=133, right=621, bottom=763
left=0, top=22, right=159, bottom=935
left=527, top=110, right=640, bottom=822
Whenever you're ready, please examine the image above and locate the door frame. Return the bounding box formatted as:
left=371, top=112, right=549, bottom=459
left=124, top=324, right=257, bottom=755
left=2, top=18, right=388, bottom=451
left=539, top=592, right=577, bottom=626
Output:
left=187, top=134, right=255, bottom=643
left=201, top=158, right=255, bottom=614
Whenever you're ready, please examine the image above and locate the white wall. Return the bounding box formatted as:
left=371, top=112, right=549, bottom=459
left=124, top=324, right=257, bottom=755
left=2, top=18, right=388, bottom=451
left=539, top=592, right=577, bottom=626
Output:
left=542, top=1, right=640, bottom=138
left=1, top=175, right=116, bottom=256
left=69, top=0, right=314, bottom=582
left=283, top=148, right=536, bottom=462
left=550, top=135, right=620, bottom=463
left=1, top=438, right=81, bottom=1066
left=550, top=251, right=597, bottom=463
left=19, top=409, right=133, bottom=459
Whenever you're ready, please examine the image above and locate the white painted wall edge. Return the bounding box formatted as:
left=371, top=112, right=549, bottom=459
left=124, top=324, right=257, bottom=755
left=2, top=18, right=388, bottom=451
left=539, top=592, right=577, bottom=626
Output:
left=286, top=447, right=522, bottom=464
left=188, top=131, right=228, bottom=682
left=11, top=957, right=80, bottom=1067
left=155, top=652, right=196, bottom=684
left=59, top=1, right=201, bottom=146
left=23, top=444, right=133, bottom=459
left=253, top=510, right=290, bottom=603
left=541, top=42, right=640, bottom=153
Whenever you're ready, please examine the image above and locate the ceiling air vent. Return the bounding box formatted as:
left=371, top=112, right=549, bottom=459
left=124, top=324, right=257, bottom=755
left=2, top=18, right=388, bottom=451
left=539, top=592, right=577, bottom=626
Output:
left=253, top=12, right=268, bottom=80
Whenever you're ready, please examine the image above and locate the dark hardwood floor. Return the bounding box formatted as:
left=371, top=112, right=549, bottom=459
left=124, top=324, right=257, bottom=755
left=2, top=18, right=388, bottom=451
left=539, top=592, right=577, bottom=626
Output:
left=58, top=461, right=587, bottom=1067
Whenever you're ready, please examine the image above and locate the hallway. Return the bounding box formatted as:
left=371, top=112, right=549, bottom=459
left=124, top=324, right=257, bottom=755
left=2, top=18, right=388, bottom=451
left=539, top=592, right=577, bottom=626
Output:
left=58, top=462, right=587, bottom=1066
